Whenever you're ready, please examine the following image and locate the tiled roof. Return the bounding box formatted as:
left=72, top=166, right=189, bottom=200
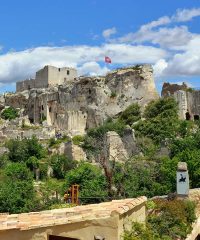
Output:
left=0, top=197, right=147, bottom=231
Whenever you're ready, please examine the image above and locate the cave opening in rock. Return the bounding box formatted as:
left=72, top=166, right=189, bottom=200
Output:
left=194, top=115, right=200, bottom=120
left=185, top=112, right=191, bottom=120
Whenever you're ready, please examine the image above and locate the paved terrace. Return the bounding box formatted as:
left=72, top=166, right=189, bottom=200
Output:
left=0, top=197, right=147, bottom=240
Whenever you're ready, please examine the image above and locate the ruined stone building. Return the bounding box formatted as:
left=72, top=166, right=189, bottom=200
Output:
left=16, top=65, right=77, bottom=92
left=161, top=82, right=200, bottom=121
left=11, top=64, right=159, bottom=136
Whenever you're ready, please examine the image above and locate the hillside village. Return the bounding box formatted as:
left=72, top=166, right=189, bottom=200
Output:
left=0, top=64, right=200, bottom=240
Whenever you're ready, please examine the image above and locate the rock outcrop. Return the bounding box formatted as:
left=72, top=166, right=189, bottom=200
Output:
left=5, top=65, right=158, bottom=136
left=103, top=128, right=138, bottom=162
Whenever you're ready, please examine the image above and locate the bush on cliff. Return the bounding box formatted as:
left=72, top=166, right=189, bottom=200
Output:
left=1, top=107, right=19, bottom=120
left=119, top=103, right=141, bottom=126
left=134, top=97, right=180, bottom=144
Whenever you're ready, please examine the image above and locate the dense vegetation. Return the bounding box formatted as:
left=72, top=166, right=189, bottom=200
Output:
left=1, top=107, right=19, bottom=120
left=123, top=199, right=196, bottom=240
left=0, top=97, right=198, bottom=238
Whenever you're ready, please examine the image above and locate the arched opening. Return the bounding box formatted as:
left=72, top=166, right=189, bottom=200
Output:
left=185, top=112, right=191, bottom=120
left=194, top=115, right=200, bottom=120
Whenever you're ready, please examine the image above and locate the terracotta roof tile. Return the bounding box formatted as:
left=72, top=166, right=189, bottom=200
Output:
left=0, top=197, right=147, bottom=231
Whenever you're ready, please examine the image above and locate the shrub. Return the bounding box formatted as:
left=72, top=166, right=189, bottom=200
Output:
left=48, top=135, right=70, bottom=148
left=50, top=154, right=76, bottom=179
left=110, top=91, right=117, bottom=98
left=1, top=107, right=19, bottom=120
left=120, top=103, right=141, bottom=125
left=72, top=135, right=85, bottom=145
left=123, top=199, right=196, bottom=240
left=87, top=119, right=126, bottom=139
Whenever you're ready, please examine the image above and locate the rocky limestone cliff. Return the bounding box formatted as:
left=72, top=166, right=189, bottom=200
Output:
left=5, top=65, right=159, bottom=136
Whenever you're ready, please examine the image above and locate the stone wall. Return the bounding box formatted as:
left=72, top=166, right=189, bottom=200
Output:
left=35, top=66, right=49, bottom=88
left=48, top=66, right=77, bottom=86
left=174, top=91, right=188, bottom=120
left=16, top=66, right=77, bottom=92
left=161, top=82, right=188, bottom=97
left=16, top=79, right=35, bottom=92
left=162, top=83, right=200, bottom=121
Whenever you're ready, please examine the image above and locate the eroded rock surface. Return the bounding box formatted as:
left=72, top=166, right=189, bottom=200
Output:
left=5, top=65, right=158, bottom=136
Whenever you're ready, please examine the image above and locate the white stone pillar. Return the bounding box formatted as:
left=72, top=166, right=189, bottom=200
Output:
left=177, top=162, right=189, bottom=197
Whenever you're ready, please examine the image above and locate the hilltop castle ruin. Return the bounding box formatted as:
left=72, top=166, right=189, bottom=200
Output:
left=10, top=64, right=159, bottom=136
left=162, top=82, right=200, bottom=121
left=16, top=65, right=77, bottom=92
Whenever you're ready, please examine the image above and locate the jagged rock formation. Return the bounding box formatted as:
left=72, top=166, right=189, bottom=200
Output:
left=5, top=64, right=158, bottom=136
left=103, top=128, right=138, bottom=162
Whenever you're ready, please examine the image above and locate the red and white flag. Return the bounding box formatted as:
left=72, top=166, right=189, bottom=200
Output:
left=105, top=56, right=112, bottom=64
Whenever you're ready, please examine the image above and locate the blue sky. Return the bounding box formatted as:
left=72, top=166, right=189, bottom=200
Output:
left=0, top=0, right=200, bottom=93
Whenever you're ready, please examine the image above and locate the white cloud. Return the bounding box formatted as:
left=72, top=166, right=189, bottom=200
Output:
left=173, top=8, right=200, bottom=22
left=153, top=59, right=168, bottom=78
left=117, top=8, right=200, bottom=51
left=0, top=44, right=166, bottom=84
left=1, top=7, right=200, bottom=88
left=102, top=27, right=117, bottom=39
left=140, top=16, right=171, bottom=31
left=163, top=36, right=200, bottom=76
left=119, top=25, right=194, bottom=50
left=78, top=62, right=109, bottom=76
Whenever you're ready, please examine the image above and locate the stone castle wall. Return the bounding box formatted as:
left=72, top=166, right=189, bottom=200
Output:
left=162, top=83, right=200, bottom=121
left=16, top=65, right=77, bottom=92
left=16, top=79, right=35, bottom=92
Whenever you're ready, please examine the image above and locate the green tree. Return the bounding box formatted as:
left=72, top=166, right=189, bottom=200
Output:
left=39, top=178, right=65, bottom=208
left=50, top=154, right=76, bottom=179
left=6, top=136, right=46, bottom=163
left=0, top=163, right=39, bottom=213
left=134, top=98, right=179, bottom=144
left=144, top=97, right=178, bottom=120
left=64, top=162, right=108, bottom=203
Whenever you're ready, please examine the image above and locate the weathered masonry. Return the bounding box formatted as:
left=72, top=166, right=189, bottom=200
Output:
left=16, top=66, right=77, bottom=92
left=162, top=82, right=200, bottom=121
left=0, top=197, right=147, bottom=240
